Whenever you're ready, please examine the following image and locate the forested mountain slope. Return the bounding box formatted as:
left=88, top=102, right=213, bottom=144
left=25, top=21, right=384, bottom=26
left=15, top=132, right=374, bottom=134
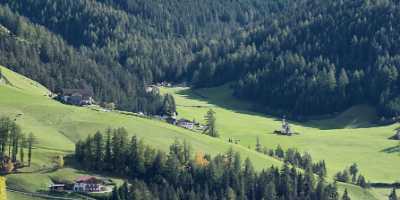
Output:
left=0, top=0, right=289, bottom=114
left=189, top=0, right=400, bottom=117
left=2, top=0, right=400, bottom=118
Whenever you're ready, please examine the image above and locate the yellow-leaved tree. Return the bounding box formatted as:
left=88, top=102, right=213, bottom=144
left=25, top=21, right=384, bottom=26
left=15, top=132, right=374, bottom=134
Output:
left=0, top=176, right=7, bottom=200
left=194, top=152, right=209, bottom=167
left=54, top=155, right=64, bottom=169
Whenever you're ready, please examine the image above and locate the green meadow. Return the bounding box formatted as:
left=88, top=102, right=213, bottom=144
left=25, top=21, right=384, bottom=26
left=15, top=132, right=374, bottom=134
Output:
left=161, top=85, right=400, bottom=184
left=0, top=66, right=280, bottom=199
left=0, top=65, right=390, bottom=199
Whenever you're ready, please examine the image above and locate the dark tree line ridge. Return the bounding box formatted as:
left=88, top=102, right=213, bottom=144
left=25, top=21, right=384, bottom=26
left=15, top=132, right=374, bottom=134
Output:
left=76, top=128, right=342, bottom=200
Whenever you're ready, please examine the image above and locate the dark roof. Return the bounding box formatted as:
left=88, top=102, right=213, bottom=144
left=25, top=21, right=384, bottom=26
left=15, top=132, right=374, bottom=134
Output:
left=62, top=89, right=93, bottom=97
left=75, top=176, right=103, bottom=184
left=177, top=119, right=193, bottom=123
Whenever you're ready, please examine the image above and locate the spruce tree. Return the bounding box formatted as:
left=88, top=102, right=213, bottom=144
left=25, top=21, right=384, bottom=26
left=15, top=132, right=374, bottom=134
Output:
left=203, top=109, right=218, bottom=137
left=263, top=182, right=277, bottom=200
left=27, top=132, right=35, bottom=167
left=255, top=136, right=262, bottom=152
left=19, top=133, right=25, bottom=164
left=349, top=163, right=358, bottom=183
left=93, top=131, right=104, bottom=170
left=104, top=128, right=112, bottom=171
left=342, top=188, right=351, bottom=200
left=111, top=187, right=121, bottom=200
left=389, top=188, right=398, bottom=200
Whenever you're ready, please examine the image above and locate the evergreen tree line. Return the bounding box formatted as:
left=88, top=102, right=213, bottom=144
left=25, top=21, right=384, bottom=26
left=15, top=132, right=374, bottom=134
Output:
left=334, top=163, right=369, bottom=189
left=188, top=0, right=400, bottom=117
left=0, top=117, right=35, bottom=172
left=255, top=139, right=327, bottom=179
left=76, top=128, right=343, bottom=200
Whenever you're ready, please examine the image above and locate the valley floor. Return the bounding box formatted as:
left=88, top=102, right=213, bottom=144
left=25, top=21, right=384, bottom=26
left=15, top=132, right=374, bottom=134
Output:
left=161, top=85, right=400, bottom=199
left=0, top=66, right=396, bottom=200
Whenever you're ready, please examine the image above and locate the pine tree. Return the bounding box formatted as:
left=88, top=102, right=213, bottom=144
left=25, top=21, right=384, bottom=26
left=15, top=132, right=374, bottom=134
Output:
left=27, top=132, right=35, bottom=167
left=315, top=178, right=325, bottom=200
left=111, top=187, right=121, bottom=200
left=342, top=188, right=351, bottom=200
left=10, top=124, right=21, bottom=162
left=104, top=128, right=112, bottom=171
left=255, top=136, right=262, bottom=152
left=19, top=133, right=26, bottom=164
left=93, top=131, right=104, bottom=170
left=226, top=187, right=237, bottom=200
left=203, top=109, right=218, bottom=137
left=356, top=175, right=368, bottom=188
left=165, top=154, right=180, bottom=186
left=338, top=68, right=349, bottom=88
left=349, top=163, right=358, bottom=183
left=389, top=188, right=398, bottom=200
left=275, top=145, right=284, bottom=158
left=162, top=94, right=176, bottom=116
left=263, top=182, right=277, bottom=200
left=324, top=183, right=339, bottom=200
left=0, top=117, right=11, bottom=156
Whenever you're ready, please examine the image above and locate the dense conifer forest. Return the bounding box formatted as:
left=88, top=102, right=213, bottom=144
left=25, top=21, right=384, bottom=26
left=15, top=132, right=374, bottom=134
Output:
left=75, top=128, right=341, bottom=200
left=189, top=0, right=400, bottom=117
left=1, top=0, right=400, bottom=116
left=0, top=0, right=288, bottom=114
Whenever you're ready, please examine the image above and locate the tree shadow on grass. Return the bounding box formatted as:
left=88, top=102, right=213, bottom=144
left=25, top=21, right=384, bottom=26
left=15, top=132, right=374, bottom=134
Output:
left=174, top=86, right=384, bottom=131
left=381, top=145, right=400, bottom=154
left=175, top=87, right=286, bottom=127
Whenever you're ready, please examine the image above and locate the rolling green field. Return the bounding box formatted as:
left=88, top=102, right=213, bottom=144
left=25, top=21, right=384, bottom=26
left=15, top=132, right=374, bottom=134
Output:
left=0, top=65, right=387, bottom=200
left=161, top=85, right=400, bottom=200
left=0, top=66, right=284, bottom=199
left=161, top=85, right=400, bottom=183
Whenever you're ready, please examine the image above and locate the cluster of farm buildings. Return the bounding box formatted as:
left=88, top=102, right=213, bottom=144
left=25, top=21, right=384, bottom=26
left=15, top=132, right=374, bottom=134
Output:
left=49, top=176, right=112, bottom=194
left=55, top=87, right=205, bottom=131
left=56, top=88, right=95, bottom=106
left=154, top=113, right=206, bottom=131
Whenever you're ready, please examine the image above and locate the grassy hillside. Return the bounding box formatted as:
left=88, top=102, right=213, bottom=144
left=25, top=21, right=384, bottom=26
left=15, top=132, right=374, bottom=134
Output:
left=0, top=66, right=381, bottom=200
left=161, top=85, right=400, bottom=183
left=0, top=66, right=286, bottom=199
left=161, top=85, right=400, bottom=199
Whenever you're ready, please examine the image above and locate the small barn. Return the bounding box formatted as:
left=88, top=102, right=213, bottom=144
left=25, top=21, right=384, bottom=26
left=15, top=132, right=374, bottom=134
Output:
left=177, top=119, right=195, bottom=130
left=59, top=89, right=94, bottom=106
